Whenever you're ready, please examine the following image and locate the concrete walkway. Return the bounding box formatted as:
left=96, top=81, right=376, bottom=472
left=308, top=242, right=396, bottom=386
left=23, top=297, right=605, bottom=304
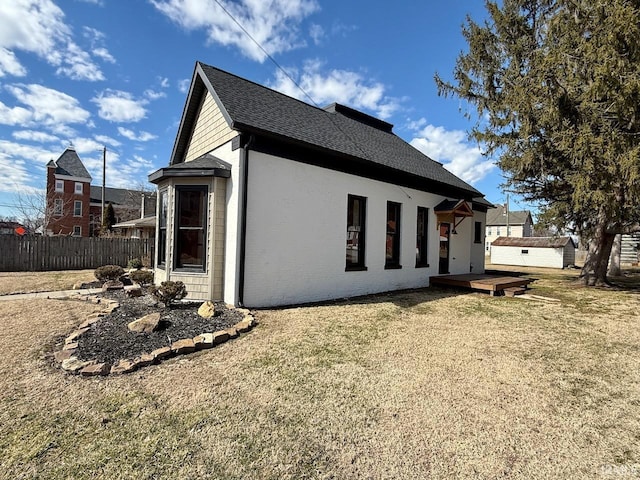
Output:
left=0, top=288, right=103, bottom=301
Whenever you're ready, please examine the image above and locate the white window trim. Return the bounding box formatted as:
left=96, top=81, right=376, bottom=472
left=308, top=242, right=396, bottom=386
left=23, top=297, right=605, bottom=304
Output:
left=72, top=226, right=81, bottom=237
left=55, top=180, right=64, bottom=193
left=73, top=200, right=82, bottom=217
left=54, top=198, right=63, bottom=216
left=74, top=182, right=83, bottom=194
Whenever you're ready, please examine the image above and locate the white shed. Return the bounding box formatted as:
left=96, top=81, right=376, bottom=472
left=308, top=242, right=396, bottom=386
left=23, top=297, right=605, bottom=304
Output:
left=491, top=236, right=576, bottom=268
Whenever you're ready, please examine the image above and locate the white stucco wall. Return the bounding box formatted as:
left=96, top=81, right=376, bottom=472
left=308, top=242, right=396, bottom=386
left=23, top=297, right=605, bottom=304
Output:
left=240, top=151, right=485, bottom=307
left=491, top=245, right=565, bottom=268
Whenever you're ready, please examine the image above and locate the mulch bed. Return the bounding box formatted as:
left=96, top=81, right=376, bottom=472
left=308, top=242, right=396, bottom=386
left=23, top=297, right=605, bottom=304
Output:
left=76, top=289, right=244, bottom=364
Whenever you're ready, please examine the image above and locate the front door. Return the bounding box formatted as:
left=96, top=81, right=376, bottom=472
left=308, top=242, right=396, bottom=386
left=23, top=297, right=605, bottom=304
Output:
left=439, top=223, right=450, bottom=274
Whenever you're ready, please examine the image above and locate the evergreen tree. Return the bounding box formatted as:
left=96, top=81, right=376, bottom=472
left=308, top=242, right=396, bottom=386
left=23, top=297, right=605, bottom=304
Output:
left=101, top=202, right=116, bottom=235
left=436, top=0, right=640, bottom=285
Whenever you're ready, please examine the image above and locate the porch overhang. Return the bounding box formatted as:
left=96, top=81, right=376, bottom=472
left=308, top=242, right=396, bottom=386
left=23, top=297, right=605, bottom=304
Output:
left=149, top=153, right=231, bottom=184
left=434, top=199, right=474, bottom=233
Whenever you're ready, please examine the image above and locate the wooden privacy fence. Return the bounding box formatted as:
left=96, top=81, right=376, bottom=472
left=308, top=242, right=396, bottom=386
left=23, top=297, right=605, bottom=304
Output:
left=0, top=236, right=154, bottom=272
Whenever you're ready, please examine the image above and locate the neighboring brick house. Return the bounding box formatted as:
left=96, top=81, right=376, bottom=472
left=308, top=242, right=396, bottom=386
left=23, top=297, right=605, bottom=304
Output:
left=45, top=147, right=155, bottom=236
left=485, top=206, right=533, bottom=255
left=46, top=147, right=91, bottom=236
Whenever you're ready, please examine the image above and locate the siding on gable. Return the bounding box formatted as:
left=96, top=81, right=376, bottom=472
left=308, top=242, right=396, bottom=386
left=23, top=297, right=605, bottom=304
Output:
left=184, top=92, right=236, bottom=162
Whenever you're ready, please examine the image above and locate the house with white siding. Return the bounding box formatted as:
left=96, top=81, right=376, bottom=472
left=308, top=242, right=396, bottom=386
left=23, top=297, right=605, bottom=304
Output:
left=491, top=236, right=576, bottom=269
left=485, top=207, right=533, bottom=255
left=148, top=62, right=492, bottom=307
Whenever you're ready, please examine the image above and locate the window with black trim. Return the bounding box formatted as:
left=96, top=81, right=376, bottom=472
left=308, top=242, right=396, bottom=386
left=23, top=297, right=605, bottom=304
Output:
left=385, top=201, right=401, bottom=269
left=158, top=189, right=168, bottom=267
left=416, top=206, right=428, bottom=267
left=175, top=186, right=207, bottom=271
left=521, top=249, right=529, bottom=254
left=346, top=194, right=366, bottom=270
left=474, top=221, right=482, bottom=243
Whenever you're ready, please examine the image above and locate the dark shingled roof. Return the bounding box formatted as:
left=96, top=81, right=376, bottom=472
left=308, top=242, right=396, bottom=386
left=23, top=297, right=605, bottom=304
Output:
left=149, top=153, right=231, bottom=184
left=90, top=186, right=156, bottom=214
left=53, top=147, right=91, bottom=180
left=492, top=236, right=575, bottom=248
left=170, top=62, right=484, bottom=198
left=486, top=208, right=532, bottom=226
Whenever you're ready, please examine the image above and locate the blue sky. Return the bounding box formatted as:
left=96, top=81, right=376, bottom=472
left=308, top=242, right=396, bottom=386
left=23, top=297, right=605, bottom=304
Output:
left=0, top=0, right=528, bottom=220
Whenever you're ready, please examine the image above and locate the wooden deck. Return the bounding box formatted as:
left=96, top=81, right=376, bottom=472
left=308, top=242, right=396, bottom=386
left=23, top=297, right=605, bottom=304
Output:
left=429, top=274, right=533, bottom=296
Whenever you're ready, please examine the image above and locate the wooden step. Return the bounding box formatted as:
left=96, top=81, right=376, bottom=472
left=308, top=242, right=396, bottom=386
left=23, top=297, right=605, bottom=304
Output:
left=503, top=287, right=526, bottom=297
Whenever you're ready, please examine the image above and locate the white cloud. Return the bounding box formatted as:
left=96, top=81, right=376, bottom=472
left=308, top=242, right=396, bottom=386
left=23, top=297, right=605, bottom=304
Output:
left=0, top=0, right=104, bottom=81
left=159, top=77, right=170, bottom=88
left=178, top=78, right=190, bottom=93
left=409, top=124, right=495, bottom=184
left=0, top=140, right=59, bottom=193
left=150, top=0, right=319, bottom=62
left=93, top=47, right=115, bottom=63
left=309, top=24, right=324, bottom=45
left=0, top=47, right=26, bottom=77
left=71, top=136, right=105, bottom=155
left=2, top=84, right=91, bottom=129
left=117, top=127, right=157, bottom=142
left=12, top=130, right=60, bottom=143
left=144, top=89, right=166, bottom=100
left=92, top=89, right=147, bottom=122
left=269, top=60, right=402, bottom=119
left=94, top=134, right=121, bottom=147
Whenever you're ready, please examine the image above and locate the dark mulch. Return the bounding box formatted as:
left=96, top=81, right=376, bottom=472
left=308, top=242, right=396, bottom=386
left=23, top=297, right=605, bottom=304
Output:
left=76, top=290, right=244, bottom=364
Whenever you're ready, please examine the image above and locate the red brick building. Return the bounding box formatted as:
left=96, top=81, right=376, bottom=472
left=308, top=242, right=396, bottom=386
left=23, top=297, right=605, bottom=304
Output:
left=45, top=147, right=91, bottom=236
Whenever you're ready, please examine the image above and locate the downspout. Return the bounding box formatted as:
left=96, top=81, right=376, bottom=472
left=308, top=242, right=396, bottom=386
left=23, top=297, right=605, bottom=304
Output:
left=237, top=134, right=255, bottom=307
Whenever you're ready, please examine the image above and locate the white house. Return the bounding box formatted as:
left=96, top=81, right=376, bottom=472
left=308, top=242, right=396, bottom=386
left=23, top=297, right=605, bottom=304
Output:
left=485, top=207, right=533, bottom=255
left=148, top=62, right=492, bottom=307
left=491, top=236, right=576, bottom=268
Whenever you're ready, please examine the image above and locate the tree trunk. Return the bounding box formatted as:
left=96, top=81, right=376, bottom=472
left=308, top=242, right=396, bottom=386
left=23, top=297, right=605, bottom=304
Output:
left=580, top=220, right=616, bottom=286
left=607, top=234, right=622, bottom=276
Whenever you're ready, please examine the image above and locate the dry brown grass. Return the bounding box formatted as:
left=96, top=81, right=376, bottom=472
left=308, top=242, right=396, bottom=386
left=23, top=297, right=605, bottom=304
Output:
left=0, top=270, right=96, bottom=295
left=0, top=269, right=639, bottom=479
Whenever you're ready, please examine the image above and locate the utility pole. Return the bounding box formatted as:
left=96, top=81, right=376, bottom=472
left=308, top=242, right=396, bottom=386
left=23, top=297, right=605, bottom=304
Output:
left=101, top=147, right=106, bottom=229
left=505, top=193, right=510, bottom=237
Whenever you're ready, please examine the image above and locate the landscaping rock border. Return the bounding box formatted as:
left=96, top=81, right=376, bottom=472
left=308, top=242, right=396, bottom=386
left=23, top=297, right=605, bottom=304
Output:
left=54, top=294, right=256, bottom=376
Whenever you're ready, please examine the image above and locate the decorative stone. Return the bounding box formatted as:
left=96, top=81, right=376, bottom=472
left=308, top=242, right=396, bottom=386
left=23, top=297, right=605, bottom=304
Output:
left=102, top=280, right=124, bottom=292
left=61, top=357, right=91, bottom=373
left=63, top=342, right=78, bottom=350
left=235, top=320, right=251, bottom=333
left=171, top=338, right=195, bottom=354
left=193, top=333, right=214, bottom=349
left=81, top=363, right=111, bottom=376
left=244, top=315, right=256, bottom=327
left=110, top=359, right=137, bottom=374
left=197, top=301, right=216, bottom=319
left=73, top=280, right=90, bottom=290
left=124, top=285, right=143, bottom=297
left=78, top=317, right=100, bottom=329
left=151, top=346, right=172, bottom=360
left=213, top=331, right=230, bottom=344
left=225, top=327, right=239, bottom=339
left=236, top=308, right=251, bottom=316
left=55, top=349, right=75, bottom=362
left=132, top=354, right=155, bottom=368
left=66, top=328, right=89, bottom=343
left=128, top=312, right=161, bottom=334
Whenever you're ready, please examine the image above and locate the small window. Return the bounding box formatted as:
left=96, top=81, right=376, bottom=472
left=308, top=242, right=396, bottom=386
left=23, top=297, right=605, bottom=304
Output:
left=385, top=201, right=401, bottom=269
left=487, top=227, right=492, bottom=236
left=521, top=249, right=529, bottom=254
left=54, top=198, right=63, bottom=216
left=486, top=242, right=490, bottom=251
left=474, top=221, right=482, bottom=243
left=508, top=226, right=512, bottom=236
left=346, top=194, right=367, bottom=270
left=496, top=227, right=501, bottom=236
left=73, top=200, right=82, bottom=217
left=55, top=180, right=64, bottom=192
left=175, top=186, right=207, bottom=270
left=72, top=226, right=81, bottom=236
left=416, top=207, right=429, bottom=267
left=75, top=182, right=83, bottom=194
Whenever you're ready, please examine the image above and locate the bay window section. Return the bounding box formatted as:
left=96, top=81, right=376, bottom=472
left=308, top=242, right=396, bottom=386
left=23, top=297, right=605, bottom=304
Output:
left=346, top=194, right=367, bottom=271
left=157, top=189, right=168, bottom=267
left=175, top=186, right=207, bottom=271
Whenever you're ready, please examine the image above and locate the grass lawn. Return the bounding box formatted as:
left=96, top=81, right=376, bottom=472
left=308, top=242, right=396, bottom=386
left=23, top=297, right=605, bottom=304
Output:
left=0, top=270, right=96, bottom=295
left=0, top=267, right=639, bottom=479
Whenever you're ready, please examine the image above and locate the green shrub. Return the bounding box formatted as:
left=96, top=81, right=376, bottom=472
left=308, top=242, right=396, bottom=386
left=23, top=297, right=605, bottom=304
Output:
left=129, top=269, right=154, bottom=286
left=95, top=265, right=125, bottom=282
left=127, top=258, right=143, bottom=270
left=150, top=281, right=187, bottom=307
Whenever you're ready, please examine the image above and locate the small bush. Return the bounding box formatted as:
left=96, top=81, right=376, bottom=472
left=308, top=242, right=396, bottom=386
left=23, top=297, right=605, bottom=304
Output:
left=95, top=265, right=125, bottom=282
left=127, top=258, right=143, bottom=270
left=150, top=281, right=187, bottom=307
left=129, top=269, right=154, bottom=286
